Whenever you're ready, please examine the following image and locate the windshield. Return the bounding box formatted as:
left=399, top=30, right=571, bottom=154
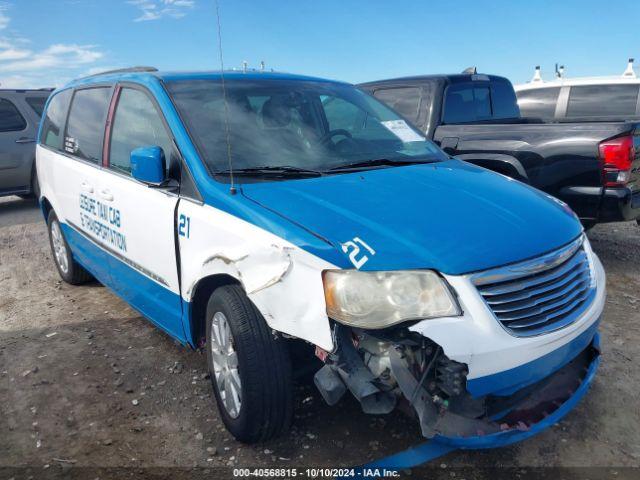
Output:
left=166, top=78, right=447, bottom=180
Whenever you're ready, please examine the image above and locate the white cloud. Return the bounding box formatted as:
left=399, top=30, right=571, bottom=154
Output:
left=0, top=43, right=103, bottom=73
left=0, top=3, right=104, bottom=88
left=0, top=3, right=10, bottom=30
left=129, top=0, right=195, bottom=22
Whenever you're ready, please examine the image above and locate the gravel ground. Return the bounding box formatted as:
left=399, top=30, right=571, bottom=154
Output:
left=1, top=195, right=639, bottom=478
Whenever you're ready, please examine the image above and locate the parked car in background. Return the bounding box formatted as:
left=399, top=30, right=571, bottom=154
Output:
left=0, top=88, right=52, bottom=198
left=37, top=68, right=604, bottom=449
left=515, top=59, right=640, bottom=120
left=359, top=73, right=640, bottom=229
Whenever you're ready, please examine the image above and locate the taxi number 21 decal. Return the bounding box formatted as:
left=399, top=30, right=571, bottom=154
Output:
left=178, top=214, right=191, bottom=239
left=342, top=237, right=376, bottom=269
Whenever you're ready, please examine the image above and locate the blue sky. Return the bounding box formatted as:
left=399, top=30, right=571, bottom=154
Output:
left=1, top=0, right=638, bottom=89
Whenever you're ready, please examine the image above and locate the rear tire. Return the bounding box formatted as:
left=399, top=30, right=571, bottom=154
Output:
left=206, top=285, right=293, bottom=443
left=47, top=211, right=93, bottom=285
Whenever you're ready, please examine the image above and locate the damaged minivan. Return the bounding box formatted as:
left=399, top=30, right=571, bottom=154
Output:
left=37, top=68, right=605, bottom=448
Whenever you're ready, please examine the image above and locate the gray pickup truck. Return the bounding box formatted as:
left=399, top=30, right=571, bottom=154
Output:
left=359, top=74, right=640, bottom=228
left=0, top=88, right=52, bottom=198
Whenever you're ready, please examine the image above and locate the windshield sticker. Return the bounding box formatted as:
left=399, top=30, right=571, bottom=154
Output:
left=381, top=120, right=425, bottom=143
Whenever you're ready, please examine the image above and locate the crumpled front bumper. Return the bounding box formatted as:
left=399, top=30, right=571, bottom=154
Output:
left=435, top=332, right=600, bottom=449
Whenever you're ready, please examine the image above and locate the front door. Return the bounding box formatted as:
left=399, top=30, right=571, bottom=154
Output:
left=99, top=85, right=184, bottom=341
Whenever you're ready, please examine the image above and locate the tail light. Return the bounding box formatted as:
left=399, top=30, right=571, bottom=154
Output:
left=599, top=135, right=635, bottom=187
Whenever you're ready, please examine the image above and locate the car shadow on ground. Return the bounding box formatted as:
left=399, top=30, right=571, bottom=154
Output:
left=0, top=196, right=42, bottom=228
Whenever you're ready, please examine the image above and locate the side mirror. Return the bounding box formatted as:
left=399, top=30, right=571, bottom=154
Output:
left=130, top=146, right=166, bottom=185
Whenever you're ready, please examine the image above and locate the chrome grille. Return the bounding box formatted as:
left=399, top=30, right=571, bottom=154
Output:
left=472, top=236, right=595, bottom=337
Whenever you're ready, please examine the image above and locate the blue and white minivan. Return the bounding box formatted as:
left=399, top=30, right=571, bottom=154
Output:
left=37, top=67, right=605, bottom=448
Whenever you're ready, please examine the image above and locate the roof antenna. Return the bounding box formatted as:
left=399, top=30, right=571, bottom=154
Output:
left=532, top=65, right=543, bottom=83
left=623, top=58, right=636, bottom=78
left=214, top=0, right=236, bottom=195
left=555, top=63, right=565, bottom=78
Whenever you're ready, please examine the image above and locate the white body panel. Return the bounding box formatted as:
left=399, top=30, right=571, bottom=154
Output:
left=92, top=169, right=180, bottom=293
left=177, top=200, right=337, bottom=351
left=410, top=255, right=605, bottom=380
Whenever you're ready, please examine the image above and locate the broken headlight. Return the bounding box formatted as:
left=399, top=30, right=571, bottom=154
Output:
left=322, top=270, right=461, bottom=329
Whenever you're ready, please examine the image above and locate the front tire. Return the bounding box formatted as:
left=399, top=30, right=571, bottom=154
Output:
left=206, top=285, right=293, bottom=443
left=47, top=211, right=92, bottom=285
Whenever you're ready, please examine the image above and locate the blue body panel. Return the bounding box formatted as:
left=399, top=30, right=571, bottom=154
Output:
left=241, top=160, right=582, bottom=274
left=62, top=223, right=114, bottom=286
left=62, top=222, right=186, bottom=343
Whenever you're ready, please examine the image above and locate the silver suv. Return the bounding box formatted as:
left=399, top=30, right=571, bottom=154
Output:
left=0, top=88, right=52, bottom=198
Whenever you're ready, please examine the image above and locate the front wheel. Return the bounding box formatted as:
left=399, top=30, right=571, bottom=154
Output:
left=206, top=285, right=293, bottom=443
left=47, top=211, right=92, bottom=285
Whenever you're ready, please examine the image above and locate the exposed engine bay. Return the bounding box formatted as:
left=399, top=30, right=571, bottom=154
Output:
left=314, top=324, right=597, bottom=439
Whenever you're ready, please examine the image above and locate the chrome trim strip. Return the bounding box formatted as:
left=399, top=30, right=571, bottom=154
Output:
left=470, top=235, right=584, bottom=286
left=66, top=220, right=169, bottom=287
left=478, top=251, right=588, bottom=296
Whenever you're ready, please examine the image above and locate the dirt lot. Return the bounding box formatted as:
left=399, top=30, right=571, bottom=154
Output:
left=1, top=195, right=640, bottom=478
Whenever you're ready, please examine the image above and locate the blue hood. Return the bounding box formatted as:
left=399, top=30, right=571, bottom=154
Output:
left=240, top=160, right=583, bottom=275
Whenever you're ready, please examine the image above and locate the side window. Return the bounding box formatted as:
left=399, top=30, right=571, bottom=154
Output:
left=65, top=87, right=112, bottom=163
left=491, top=81, right=520, bottom=119
left=443, top=84, right=492, bottom=123
left=516, top=88, right=561, bottom=118
left=373, top=87, right=422, bottom=122
left=26, top=96, right=49, bottom=117
left=0, top=98, right=27, bottom=132
left=109, top=88, right=174, bottom=175
left=40, top=89, right=72, bottom=150
left=567, top=85, right=639, bottom=117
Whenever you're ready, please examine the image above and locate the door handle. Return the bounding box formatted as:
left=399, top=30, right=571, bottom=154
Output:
left=15, top=137, right=36, bottom=144
left=98, top=189, right=114, bottom=202
left=80, top=182, right=94, bottom=193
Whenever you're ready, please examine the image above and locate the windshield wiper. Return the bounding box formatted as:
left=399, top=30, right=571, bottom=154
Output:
left=326, top=158, right=436, bottom=172
left=215, top=165, right=324, bottom=178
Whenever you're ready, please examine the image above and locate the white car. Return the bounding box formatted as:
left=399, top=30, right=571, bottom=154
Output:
left=515, top=59, right=640, bottom=119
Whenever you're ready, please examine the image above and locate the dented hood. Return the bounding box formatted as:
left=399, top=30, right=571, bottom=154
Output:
left=240, top=159, right=582, bottom=275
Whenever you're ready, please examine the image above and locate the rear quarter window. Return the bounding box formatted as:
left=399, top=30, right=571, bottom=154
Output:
left=372, top=87, right=422, bottom=123
left=0, top=98, right=27, bottom=132
left=65, top=87, right=112, bottom=163
left=443, top=84, right=491, bottom=123
left=40, top=89, right=73, bottom=150
left=26, top=96, right=49, bottom=117
left=491, top=81, right=520, bottom=119
left=517, top=87, right=561, bottom=118
left=567, top=84, right=639, bottom=117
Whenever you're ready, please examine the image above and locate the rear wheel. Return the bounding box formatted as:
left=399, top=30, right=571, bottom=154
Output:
left=47, top=211, right=92, bottom=285
left=206, top=285, right=293, bottom=443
